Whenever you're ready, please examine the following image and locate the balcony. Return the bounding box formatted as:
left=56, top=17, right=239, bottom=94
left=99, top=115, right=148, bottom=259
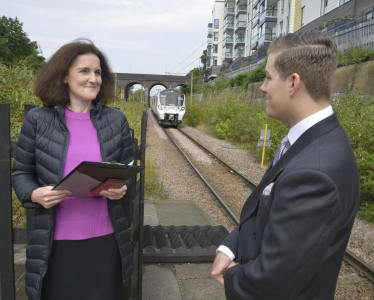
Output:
left=259, top=6, right=278, bottom=24
left=236, top=5, right=247, bottom=13
left=207, top=38, right=212, bottom=45
left=224, top=36, right=234, bottom=48
left=235, top=52, right=245, bottom=59
left=251, top=34, right=258, bottom=50
left=235, top=36, right=245, bottom=43
left=236, top=20, right=246, bottom=29
left=224, top=22, right=235, bottom=32
left=226, top=36, right=234, bottom=43
left=252, top=13, right=259, bottom=27
left=223, top=52, right=233, bottom=62
left=258, top=32, right=277, bottom=48
left=207, top=28, right=213, bottom=38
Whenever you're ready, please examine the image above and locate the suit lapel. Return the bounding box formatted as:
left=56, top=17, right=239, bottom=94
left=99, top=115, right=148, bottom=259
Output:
left=239, top=113, right=340, bottom=226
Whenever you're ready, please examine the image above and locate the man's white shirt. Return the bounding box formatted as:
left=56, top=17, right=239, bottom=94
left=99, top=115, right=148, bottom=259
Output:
left=217, top=105, right=334, bottom=261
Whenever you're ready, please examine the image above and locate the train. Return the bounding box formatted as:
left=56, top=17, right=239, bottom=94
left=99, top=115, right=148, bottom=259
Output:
left=150, top=88, right=186, bottom=127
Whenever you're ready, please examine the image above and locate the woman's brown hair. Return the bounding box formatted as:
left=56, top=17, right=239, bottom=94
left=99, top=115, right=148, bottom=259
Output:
left=33, top=39, right=114, bottom=106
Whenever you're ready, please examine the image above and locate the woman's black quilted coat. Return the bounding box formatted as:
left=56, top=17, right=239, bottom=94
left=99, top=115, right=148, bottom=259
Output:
left=11, top=100, right=134, bottom=300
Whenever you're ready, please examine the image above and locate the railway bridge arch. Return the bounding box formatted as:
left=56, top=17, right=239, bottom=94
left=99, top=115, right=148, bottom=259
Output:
left=115, top=73, right=190, bottom=104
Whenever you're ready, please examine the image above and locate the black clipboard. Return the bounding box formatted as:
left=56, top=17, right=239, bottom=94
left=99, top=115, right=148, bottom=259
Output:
left=52, top=161, right=144, bottom=198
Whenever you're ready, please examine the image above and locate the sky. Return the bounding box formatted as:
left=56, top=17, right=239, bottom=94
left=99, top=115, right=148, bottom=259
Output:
left=2, top=0, right=213, bottom=94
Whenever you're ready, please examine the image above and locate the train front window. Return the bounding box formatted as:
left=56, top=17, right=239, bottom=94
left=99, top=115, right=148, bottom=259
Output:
left=160, top=95, right=167, bottom=105
left=160, top=92, right=185, bottom=106
left=178, top=95, right=184, bottom=106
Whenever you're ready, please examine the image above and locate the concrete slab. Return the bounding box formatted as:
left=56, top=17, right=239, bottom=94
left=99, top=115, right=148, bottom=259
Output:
left=338, top=273, right=367, bottom=284
left=142, top=264, right=182, bottom=300
left=175, top=263, right=213, bottom=279
left=13, top=244, right=27, bottom=265
left=156, top=200, right=216, bottom=226
left=144, top=201, right=160, bottom=226
left=175, top=263, right=226, bottom=300
left=180, top=278, right=226, bottom=300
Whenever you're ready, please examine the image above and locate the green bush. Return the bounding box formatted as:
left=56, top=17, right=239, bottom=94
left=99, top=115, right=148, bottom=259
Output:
left=332, top=92, right=374, bottom=199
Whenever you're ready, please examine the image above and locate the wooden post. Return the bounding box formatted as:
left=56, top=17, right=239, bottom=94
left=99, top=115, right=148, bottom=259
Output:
left=0, top=103, right=16, bottom=300
left=261, top=124, right=268, bottom=169
left=190, top=72, right=193, bottom=106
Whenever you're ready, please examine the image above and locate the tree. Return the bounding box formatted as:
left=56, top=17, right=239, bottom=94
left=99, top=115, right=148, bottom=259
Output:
left=200, top=49, right=207, bottom=70
left=0, top=16, right=45, bottom=69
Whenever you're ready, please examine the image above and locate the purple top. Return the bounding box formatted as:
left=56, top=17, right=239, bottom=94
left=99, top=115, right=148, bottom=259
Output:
left=53, top=108, right=114, bottom=240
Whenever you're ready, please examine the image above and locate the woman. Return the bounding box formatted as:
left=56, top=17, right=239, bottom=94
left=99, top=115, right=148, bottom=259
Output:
left=12, top=39, right=133, bottom=300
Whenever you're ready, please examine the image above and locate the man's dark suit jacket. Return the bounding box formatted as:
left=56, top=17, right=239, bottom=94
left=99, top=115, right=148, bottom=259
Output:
left=222, top=113, right=360, bottom=299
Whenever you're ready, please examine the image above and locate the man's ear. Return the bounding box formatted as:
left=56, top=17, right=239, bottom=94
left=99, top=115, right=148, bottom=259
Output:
left=289, top=73, right=301, bottom=97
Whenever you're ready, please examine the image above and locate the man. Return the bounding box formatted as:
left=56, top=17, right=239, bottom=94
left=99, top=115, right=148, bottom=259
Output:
left=211, top=32, right=360, bottom=299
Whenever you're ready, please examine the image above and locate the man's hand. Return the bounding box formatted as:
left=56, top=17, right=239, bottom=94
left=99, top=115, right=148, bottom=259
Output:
left=212, top=251, right=236, bottom=286
left=100, top=184, right=127, bottom=200
left=31, top=186, right=71, bottom=209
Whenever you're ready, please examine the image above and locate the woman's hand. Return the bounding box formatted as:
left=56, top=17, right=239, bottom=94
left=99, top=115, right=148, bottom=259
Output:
left=99, top=184, right=127, bottom=200
left=31, top=186, right=72, bottom=209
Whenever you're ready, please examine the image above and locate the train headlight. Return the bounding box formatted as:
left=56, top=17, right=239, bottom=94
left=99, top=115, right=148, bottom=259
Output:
left=180, top=107, right=185, bottom=111
left=158, top=105, right=163, bottom=110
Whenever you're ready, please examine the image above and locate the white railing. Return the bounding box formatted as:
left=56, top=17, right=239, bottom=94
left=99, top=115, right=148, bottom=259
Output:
left=331, top=19, right=374, bottom=52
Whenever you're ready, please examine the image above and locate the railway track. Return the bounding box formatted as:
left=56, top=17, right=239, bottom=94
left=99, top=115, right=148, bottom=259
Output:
left=162, top=126, right=374, bottom=283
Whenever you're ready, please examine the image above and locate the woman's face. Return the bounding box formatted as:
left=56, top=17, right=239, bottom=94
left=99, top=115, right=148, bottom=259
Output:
left=64, top=53, right=102, bottom=103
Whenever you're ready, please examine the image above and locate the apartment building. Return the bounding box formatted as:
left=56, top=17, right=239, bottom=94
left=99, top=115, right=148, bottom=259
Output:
left=207, top=0, right=226, bottom=75
left=207, top=0, right=374, bottom=75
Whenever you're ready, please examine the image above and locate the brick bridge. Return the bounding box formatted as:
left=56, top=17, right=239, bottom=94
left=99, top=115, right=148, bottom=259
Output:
left=115, top=73, right=190, bottom=104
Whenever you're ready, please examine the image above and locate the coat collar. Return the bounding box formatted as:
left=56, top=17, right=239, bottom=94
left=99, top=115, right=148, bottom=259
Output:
left=54, top=98, right=104, bottom=120
left=239, top=113, right=340, bottom=226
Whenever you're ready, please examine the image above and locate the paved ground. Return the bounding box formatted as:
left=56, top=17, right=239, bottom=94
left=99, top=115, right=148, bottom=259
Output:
left=9, top=200, right=225, bottom=300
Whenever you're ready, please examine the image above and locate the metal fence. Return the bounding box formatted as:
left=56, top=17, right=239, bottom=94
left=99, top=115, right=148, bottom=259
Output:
left=0, top=104, right=147, bottom=300
left=207, top=57, right=266, bottom=86
left=332, top=18, right=374, bottom=52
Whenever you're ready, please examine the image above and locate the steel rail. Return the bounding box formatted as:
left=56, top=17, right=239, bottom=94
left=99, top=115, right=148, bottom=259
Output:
left=163, top=128, right=239, bottom=225
left=177, top=128, right=257, bottom=189
left=344, top=250, right=374, bottom=282
left=164, top=127, right=374, bottom=283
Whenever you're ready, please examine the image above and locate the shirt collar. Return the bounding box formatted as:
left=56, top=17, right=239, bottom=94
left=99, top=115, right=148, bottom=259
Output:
left=288, top=105, right=333, bottom=146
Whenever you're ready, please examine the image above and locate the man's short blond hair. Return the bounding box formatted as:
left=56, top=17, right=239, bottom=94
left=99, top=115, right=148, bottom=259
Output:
left=267, top=31, right=337, bottom=101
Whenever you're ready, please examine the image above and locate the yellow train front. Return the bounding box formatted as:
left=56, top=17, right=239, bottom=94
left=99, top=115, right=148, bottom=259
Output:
left=150, top=89, right=186, bottom=127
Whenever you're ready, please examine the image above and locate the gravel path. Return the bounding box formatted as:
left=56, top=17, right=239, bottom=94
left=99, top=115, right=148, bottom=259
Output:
left=146, top=110, right=374, bottom=298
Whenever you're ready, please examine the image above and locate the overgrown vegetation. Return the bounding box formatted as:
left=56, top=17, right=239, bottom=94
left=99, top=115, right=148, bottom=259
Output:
left=184, top=88, right=374, bottom=222
left=337, top=46, right=374, bottom=64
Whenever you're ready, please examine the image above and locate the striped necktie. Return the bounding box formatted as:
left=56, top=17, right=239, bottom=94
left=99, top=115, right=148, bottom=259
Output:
left=273, top=135, right=291, bottom=166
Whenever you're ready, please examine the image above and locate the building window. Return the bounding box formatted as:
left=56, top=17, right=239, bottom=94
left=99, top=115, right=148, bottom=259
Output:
left=214, top=32, right=219, bottom=41
left=286, top=16, right=289, bottom=33
left=280, top=21, right=283, bottom=36
left=301, top=6, right=305, bottom=27
left=281, top=0, right=285, bottom=14
left=213, top=44, right=218, bottom=53
left=213, top=56, right=218, bottom=65
left=214, top=19, right=219, bottom=28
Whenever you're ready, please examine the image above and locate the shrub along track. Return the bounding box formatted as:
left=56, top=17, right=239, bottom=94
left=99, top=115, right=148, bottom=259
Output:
left=159, top=122, right=374, bottom=298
